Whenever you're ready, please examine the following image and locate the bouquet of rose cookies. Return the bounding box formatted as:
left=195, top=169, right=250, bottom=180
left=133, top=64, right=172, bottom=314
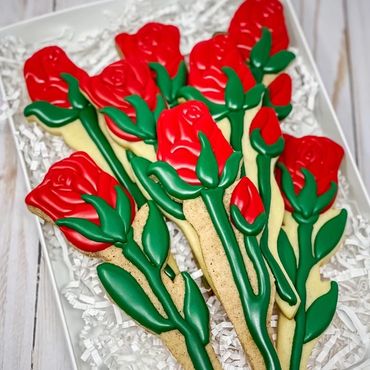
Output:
left=23, top=1, right=347, bottom=369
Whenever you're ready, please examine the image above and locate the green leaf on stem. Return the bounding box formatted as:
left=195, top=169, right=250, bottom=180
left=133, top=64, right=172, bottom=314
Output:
left=150, top=62, right=172, bottom=100
left=97, top=263, right=174, bottom=334
left=297, top=169, right=318, bottom=218
left=82, top=194, right=126, bottom=241
left=153, top=94, right=167, bottom=121
left=314, top=209, right=347, bottom=261
left=24, top=101, right=79, bottom=127
left=250, top=28, right=272, bottom=69
left=148, top=161, right=202, bottom=200
left=304, top=281, right=338, bottom=343
left=142, top=201, right=170, bottom=268
left=313, top=182, right=338, bottom=214
left=115, top=185, right=132, bottom=234
left=196, top=132, right=219, bottom=188
left=56, top=217, right=115, bottom=243
left=171, top=61, right=187, bottom=101
left=129, top=155, right=185, bottom=220
left=61, top=73, right=89, bottom=109
left=243, top=83, right=266, bottom=109
left=263, top=51, right=295, bottom=74
left=277, top=163, right=301, bottom=211
left=182, top=272, right=210, bottom=345
left=230, top=205, right=266, bottom=236
left=277, top=228, right=297, bottom=283
left=250, top=129, right=284, bottom=157
left=223, top=67, right=244, bottom=111
left=218, top=151, right=242, bottom=188
left=100, top=106, right=146, bottom=139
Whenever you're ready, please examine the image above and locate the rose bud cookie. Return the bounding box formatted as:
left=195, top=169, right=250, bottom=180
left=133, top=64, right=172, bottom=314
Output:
left=25, top=151, right=221, bottom=370
left=23, top=46, right=145, bottom=206
left=275, top=134, right=347, bottom=370
left=146, top=100, right=280, bottom=370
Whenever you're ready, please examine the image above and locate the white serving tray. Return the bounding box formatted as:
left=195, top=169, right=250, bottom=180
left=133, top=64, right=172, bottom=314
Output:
left=1, top=1, right=369, bottom=369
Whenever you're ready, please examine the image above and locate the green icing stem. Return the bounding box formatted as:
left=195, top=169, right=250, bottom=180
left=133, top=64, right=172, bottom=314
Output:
left=201, top=188, right=280, bottom=370
left=122, top=236, right=213, bottom=370
left=79, top=106, right=145, bottom=207
left=227, top=110, right=245, bottom=152
left=290, top=221, right=314, bottom=370
left=256, top=154, right=298, bottom=305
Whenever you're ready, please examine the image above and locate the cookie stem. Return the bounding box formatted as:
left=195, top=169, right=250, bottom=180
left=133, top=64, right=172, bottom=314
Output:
left=79, top=105, right=146, bottom=206
left=227, top=109, right=245, bottom=152
left=257, top=154, right=298, bottom=305
left=290, top=221, right=314, bottom=370
left=201, top=187, right=280, bottom=370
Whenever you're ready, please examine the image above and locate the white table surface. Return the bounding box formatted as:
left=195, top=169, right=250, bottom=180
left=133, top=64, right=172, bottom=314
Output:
left=0, top=0, right=369, bottom=369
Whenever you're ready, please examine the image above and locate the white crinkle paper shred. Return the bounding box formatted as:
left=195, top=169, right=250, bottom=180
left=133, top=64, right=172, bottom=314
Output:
left=1, top=0, right=370, bottom=368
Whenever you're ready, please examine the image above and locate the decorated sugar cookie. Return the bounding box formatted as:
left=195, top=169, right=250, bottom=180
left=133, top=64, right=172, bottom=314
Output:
left=23, top=46, right=145, bottom=206
left=26, top=151, right=220, bottom=370
left=275, top=134, right=347, bottom=370
left=145, top=100, right=280, bottom=370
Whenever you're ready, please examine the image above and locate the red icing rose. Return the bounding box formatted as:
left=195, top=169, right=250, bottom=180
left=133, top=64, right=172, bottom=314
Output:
left=25, top=152, right=136, bottom=252
left=80, top=59, right=159, bottom=142
left=277, top=134, right=344, bottom=212
left=188, top=34, right=255, bottom=104
left=156, top=101, right=233, bottom=185
left=228, top=0, right=289, bottom=60
left=267, top=73, right=292, bottom=106
left=115, top=22, right=184, bottom=78
left=24, top=45, right=89, bottom=108
left=230, top=177, right=265, bottom=224
left=249, top=107, right=282, bottom=145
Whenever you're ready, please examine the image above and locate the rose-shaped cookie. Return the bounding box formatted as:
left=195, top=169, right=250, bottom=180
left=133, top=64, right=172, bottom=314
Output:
left=24, top=45, right=89, bottom=107
left=231, top=177, right=264, bottom=224
left=188, top=34, right=255, bottom=104
left=25, top=152, right=135, bottom=252
left=156, top=100, right=233, bottom=185
left=81, top=59, right=159, bottom=142
left=249, top=107, right=282, bottom=145
left=228, top=0, right=289, bottom=60
left=115, top=22, right=184, bottom=77
left=277, top=134, right=344, bottom=212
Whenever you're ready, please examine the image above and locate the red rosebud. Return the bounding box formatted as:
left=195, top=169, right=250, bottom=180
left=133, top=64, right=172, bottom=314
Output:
left=230, top=177, right=265, bottom=224
left=115, top=22, right=184, bottom=78
left=228, top=0, right=289, bottom=60
left=156, top=101, right=233, bottom=185
left=267, top=73, right=292, bottom=106
left=277, top=134, right=344, bottom=212
left=188, top=34, right=255, bottom=104
left=24, top=46, right=89, bottom=108
left=249, top=107, right=282, bottom=145
left=25, top=152, right=136, bottom=252
left=80, top=59, right=159, bottom=142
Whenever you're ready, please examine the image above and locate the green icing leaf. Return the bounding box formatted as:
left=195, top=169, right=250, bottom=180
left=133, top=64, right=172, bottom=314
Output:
left=230, top=205, right=266, bottom=236
left=263, top=50, right=296, bottom=74
left=82, top=194, right=125, bottom=241
left=100, top=106, right=146, bottom=139
left=24, top=101, right=79, bottom=127
left=313, top=182, right=338, bottom=214
left=274, top=104, right=292, bottom=120
left=97, top=263, right=173, bottom=334
left=243, top=83, right=266, bottom=109
left=150, top=62, right=172, bottom=100
left=61, top=73, right=89, bottom=109
left=277, top=163, right=301, bottom=211
left=250, top=129, right=284, bottom=157
left=314, top=209, right=347, bottom=261
left=56, top=217, right=114, bottom=243
left=182, top=272, right=210, bottom=345
left=148, top=161, right=202, bottom=200
left=129, top=155, right=185, bottom=220
left=304, top=281, right=338, bottom=343
left=223, top=67, right=244, bottom=111
left=154, top=94, right=166, bottom=122
left=125, top=95, right=156, bottom=139
left=250, top=28, right=272, bottom=69
left=277, top=228, right=297, bottom=283
left=297, top=169, right=318, bottom=218
left=171, top=61, right=187, bottom=101
left=115, top=185, right=132, bottom=234
left=142, top=201, right=170, bottom=268
left=218, top=151, right=242, bottom=188
left=196, top=132, right=219, bottom=188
